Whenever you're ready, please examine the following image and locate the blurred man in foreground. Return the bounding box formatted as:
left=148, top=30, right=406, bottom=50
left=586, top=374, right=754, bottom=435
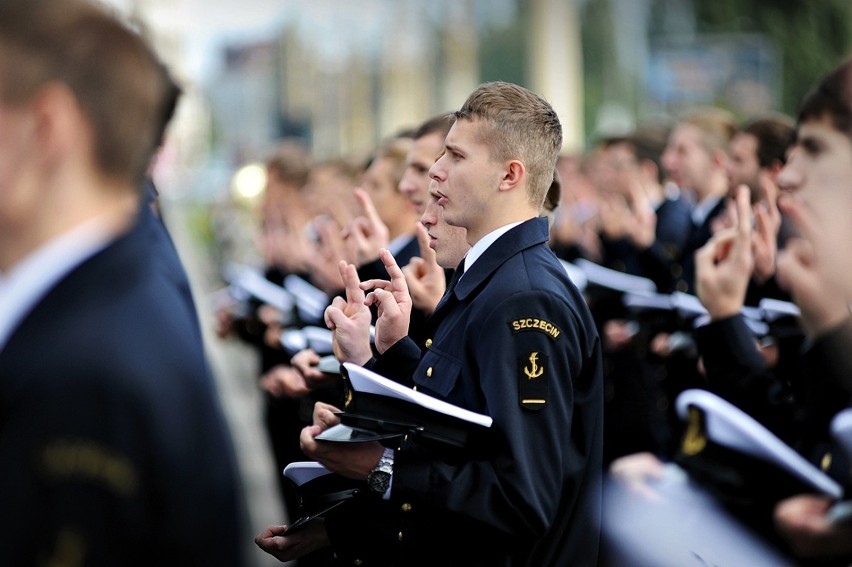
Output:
left=0, top=1, right=245, bottom=565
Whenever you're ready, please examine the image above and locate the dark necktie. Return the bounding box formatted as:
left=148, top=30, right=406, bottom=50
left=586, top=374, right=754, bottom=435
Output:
left=435, top=258, right=466, bottom=312
left=448, top=258, right=466, bottom=290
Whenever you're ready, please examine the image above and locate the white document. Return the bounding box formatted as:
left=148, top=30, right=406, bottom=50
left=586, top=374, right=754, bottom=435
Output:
left=284, top=274, right=330, bottom=321
left=675, top=389, right=843, bottom=498
left=623, top=290, right=674, bottom=311
left=317, top=355, right=341, bottom=374
left=559, top=260, right=588, bottom=292
left=671, top=292, right=708, bottom=318
left=283, top=461, right=333, bottom=486
left=280, top=326, right=334, bottom=354
left=342, top=362, right=493, bottom=427
left=602, top=463, right=798, bottom=567
left=302, top=326, right=334, bottom=353
left=759, top=297, right=801, bottom=321
left=574, top=258, right=657, bottom=294
left=831, top=408, right=852, bottom=462
left=224, top=263, right=294, bottom=312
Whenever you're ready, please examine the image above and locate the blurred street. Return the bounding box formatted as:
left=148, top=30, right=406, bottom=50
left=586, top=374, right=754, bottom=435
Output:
left=162, top=198, right=290, bottom=567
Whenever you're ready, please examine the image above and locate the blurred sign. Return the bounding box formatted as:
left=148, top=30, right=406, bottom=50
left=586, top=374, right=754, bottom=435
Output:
left=647, top=33, right=780, bottom=115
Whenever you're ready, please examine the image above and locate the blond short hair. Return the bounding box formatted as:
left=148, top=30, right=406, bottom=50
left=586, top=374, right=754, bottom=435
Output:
left=0, top=0, right=171, bottom=185
left=455, top=81, right=562, bottom=208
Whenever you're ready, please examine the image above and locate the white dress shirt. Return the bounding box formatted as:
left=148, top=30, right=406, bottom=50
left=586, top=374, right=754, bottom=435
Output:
left=0, top=216, right=115, bottom=352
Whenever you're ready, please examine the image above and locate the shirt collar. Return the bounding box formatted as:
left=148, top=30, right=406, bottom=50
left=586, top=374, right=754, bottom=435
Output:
left=691, top=195, right=723, bottom=226
left=387, top=232, right=414, bottom=257
left=0, top=215, right=117, bottom=352
left=462, top=220, right=525, bottom=274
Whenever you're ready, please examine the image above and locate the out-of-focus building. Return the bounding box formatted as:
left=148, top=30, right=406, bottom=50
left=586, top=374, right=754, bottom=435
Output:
left=106, top=0, right=827, bottom=219
left=220, top=0, right=488, bottom=163
left=106, top=0, right=846, bottom=197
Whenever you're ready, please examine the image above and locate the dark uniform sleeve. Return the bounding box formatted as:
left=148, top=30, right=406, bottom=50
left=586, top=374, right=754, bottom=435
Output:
left=695, top=314, right=796, bottom=438
left=368, top=336, right=422, bottom=386
left=804, top=316, right=852, bottom=397
left=395, top=289, right=600, bottom=538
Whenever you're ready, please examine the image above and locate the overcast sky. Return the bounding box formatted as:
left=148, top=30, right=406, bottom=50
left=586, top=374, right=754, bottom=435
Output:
left=104, top=0, right=516, bottom=85
left=102, top=0, right=289, bottom=82
left=163, top=0, right=290, bottom=82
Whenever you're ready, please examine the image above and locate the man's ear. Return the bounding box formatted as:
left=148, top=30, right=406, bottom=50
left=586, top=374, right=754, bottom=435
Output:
left=711, top=147, right=728, bottom=170
left=498, top=160, right=525, bottom=192
left=33, top=82, right=88, bottom=166
left=639, top=158, right=659, bottom=185
left=767, top=160, right=785, bottom=179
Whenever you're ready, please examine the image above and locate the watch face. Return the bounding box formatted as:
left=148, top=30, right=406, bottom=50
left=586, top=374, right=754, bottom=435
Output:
left=368, top=448, right=394, bottom=493
left=368, top=471, right=391, bottom=493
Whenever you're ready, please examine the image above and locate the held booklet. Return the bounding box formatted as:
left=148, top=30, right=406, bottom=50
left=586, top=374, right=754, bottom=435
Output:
left=573, top=258, right=657, bottom=294
left=223, top=262, right=294, bottom=313
left=283, top=274, right=331, bottom=324
left=559, top=259, right=588, bottom=292
left=603, top=463, right=799, bottom=567
left=317, top=355, right=342, bottom=375
left=283, top=461, right=335, bottom=486
left=675, top=388, right=843, bottom=499
left=280, top=325, right=335, bottom=355
left=281, top=461, right=360, bottom=534
left=315, top=362, right=493, bottom=448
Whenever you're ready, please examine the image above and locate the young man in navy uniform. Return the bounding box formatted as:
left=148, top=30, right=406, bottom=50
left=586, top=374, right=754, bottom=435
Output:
left=258, top=82, right=604, bottom=566
left=0, top=2, right=245, bottom=565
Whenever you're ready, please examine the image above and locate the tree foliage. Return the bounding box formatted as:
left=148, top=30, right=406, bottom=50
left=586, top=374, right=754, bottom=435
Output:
left=691, top=0, right=852, bottom=114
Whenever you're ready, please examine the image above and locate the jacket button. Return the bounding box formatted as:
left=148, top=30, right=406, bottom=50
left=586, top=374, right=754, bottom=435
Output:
left=426, top=367, right=432, bottom=378
left=401, top=502, right=412, bottom=512
left=425, top=338, right=432, bottom=348
left=398, top=531, right=404, bottom=541
left=821, top=452, right=833, bottom=471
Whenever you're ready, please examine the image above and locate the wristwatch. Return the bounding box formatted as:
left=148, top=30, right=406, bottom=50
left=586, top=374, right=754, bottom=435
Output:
left=367, top=447, right=394, bottom=493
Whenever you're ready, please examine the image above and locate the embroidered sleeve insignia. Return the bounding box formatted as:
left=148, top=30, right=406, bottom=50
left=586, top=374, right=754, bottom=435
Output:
left=519, top=352, right=548, bottom=410
left=508, top=317, right=561, bottom=340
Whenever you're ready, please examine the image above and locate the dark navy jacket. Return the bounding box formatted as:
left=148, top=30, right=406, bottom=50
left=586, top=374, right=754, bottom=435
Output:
left=0, top=206, right=245, bottom=567
left=327, top=217, right=604, bottom=566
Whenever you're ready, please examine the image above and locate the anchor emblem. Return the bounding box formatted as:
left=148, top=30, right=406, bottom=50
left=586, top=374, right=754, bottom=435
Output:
left=524, top=352, right=544, bottom=379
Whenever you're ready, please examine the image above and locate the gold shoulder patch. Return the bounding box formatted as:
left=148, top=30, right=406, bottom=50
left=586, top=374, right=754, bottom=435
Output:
left=508, top=317, right=561, bottom=340
left=39, top=439, right=138, bottom=497
left=519, top=352, right=548, bottom=410
left=681, top=406, right=707, bottom=456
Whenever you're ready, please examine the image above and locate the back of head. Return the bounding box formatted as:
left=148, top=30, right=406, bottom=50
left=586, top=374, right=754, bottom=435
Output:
left=311, top=156, right=363, bottom=188
left=303, top=156, right=362, bottom=217
left=797, top=57, right=852, bottom=140
left=0, top=0, right=171, bottom=186
left=154, top=64, right=183, bottom=151
left=680, top=106, right=737, bottom=155
left=456, top=81, right=563, bottom=208
left=739, top=113, right=795, bottom=168
left=543, top=168, right=562, bottom=216
left=599, top=120, right=672, bottom=186
left=414, top=112, right=454, bottom=141
left=372, top=135, right=414, bottom=189
left=541, top=168, right=562, bottom=230
left=265, top=140, right=312, bottom=188
left=261, top=140, right=312, bottom=218
left=628, top=121, right=672, bottom=184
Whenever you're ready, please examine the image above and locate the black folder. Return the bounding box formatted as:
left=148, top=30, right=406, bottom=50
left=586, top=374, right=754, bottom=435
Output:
left=315, top=362, right=493, bottom=448
left=281, top=461, right=361, bottom=534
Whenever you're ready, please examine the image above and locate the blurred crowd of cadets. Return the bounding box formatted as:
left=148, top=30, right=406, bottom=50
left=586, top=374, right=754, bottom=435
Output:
left=211, top=69, right=852, bottom=565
